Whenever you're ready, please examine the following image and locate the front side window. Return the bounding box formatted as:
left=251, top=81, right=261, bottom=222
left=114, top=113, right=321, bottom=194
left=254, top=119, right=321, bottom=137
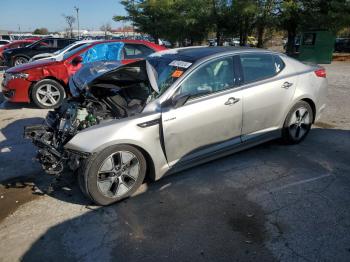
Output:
left=240, top=54, right=284, bottom=83
left=36, top=39, right=56, bottom=49
left=179, top=56, right=235, bottom=98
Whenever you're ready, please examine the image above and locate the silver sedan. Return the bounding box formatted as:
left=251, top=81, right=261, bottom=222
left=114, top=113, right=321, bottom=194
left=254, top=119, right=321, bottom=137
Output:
left=28, top=47, right=328, bottom=205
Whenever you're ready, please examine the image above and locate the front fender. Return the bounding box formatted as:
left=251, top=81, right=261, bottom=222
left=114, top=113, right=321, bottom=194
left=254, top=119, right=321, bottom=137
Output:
left=64, top=112, right=170, bottom=180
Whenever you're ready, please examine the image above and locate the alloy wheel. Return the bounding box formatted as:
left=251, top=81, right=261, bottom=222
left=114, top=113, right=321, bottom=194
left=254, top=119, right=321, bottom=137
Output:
left=35, top=84, right=61, bottom=107
left=288, top=106, right=311, bottom=141
left=97, top=151, right=140, bottom=198
left=14, top=57, right=28, bottom=66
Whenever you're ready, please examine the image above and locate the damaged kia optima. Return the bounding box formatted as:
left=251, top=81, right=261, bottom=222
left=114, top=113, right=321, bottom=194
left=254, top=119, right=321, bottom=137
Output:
left=25, top=47, right=328, bottom=205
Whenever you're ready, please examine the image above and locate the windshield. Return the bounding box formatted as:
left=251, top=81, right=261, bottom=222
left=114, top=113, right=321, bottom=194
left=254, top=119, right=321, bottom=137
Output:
left=62, top=44, right=91, bottom=60
left=147, top=55, right=193, bottom=97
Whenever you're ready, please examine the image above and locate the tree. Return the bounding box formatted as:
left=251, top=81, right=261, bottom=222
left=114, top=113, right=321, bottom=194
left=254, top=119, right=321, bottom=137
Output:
left=211, top=0, right=232, bottom=46
left=277, top=0, right=350, bottom=54
left=100, top=23, right=112, bottom=39
left=231, top=0, right=258, bottom=46
left=114, top=0, right=213, bottom=45
left=255, top=0, right=277, bottom=48
left=63, top=14, right=76, bottom=38
left=33, top=28, right=49, bottom=35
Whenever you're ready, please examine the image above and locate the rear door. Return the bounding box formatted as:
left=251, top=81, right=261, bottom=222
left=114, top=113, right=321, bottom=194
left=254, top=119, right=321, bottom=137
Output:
left=161, top=55, right=243, bottom=166
left=238, top=53, right=298, bottom=141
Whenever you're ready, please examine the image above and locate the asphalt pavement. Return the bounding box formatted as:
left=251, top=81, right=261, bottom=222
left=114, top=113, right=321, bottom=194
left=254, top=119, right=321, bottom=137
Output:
left=0, top=62, right=349, bottom=262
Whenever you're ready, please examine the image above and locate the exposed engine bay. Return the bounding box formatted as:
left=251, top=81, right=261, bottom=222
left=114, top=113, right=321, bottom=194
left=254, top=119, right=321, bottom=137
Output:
left=25, top=61, right=154, bottom=175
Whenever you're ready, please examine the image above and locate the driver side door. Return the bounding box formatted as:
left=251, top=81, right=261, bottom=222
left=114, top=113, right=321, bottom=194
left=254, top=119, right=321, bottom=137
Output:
left=161, top=55, right=243, bottom=166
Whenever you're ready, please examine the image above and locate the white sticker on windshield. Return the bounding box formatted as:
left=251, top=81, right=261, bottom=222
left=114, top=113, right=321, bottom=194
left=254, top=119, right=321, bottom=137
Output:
left=169, top=60, right=192, bottom=68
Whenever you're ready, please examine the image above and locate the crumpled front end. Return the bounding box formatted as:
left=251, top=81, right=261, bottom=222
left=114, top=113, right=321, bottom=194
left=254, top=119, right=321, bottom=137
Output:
left=23, top=100, right=111, bottom=175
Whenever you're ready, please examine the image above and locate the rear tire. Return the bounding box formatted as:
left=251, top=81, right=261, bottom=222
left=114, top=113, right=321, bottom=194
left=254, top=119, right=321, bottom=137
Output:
left=79, top=145, right=147, bottom=206
left=282, top=101, right=313, bottom=144
left=31, top=79, right=65, bottom=109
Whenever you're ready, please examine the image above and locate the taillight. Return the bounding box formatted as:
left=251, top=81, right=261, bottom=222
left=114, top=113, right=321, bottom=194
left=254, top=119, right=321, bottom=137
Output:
left=314, top=68, right=326, bottom=78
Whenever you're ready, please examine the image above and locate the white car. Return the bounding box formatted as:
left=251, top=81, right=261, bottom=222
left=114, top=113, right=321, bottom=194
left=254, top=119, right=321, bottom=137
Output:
left=0, top=40, right=11, bottom=47
left=29, top=40, right=98, bottom=62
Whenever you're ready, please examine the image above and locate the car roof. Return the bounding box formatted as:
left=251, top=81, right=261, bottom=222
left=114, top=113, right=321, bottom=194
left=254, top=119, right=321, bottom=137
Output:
left=38, top=37, right=77, bottom=41
left=160, top=46, right=274, bottom=62
left=85, top=39, right=165, bottom=50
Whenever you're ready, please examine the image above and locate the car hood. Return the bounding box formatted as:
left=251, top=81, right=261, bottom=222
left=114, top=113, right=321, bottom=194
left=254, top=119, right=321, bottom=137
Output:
left=6, top=58, right=58, bottom=73
left=72, top=60, right=123, bottom=89
left=73, top=60, right=159, bottom=93
left=3, top=47, right=28, bottom=56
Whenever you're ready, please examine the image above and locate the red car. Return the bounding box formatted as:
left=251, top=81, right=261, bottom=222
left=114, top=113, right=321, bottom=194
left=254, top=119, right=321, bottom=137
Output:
left=2, top=40, right=166, bottom=108
left=0, top=40, right=37, bottom=65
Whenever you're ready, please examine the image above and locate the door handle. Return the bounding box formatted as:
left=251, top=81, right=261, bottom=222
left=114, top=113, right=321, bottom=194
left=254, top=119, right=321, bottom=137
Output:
left=281, top=82, right=293, bottom=89
left=224, top=97, right=240, bottom=105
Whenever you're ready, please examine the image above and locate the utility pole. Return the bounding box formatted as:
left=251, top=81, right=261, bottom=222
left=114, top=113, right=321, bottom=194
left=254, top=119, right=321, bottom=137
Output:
left=18, top=24, right=21, bottom=39
left=132, top=0, right=135, bottom=39
left=74, top=6, right=80, bottom=39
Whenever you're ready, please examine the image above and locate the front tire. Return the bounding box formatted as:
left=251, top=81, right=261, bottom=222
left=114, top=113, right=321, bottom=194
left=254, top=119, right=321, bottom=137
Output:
left=13, top=56, right=29, bottom=66
left=31, top=79, right=65, bottom=109
left=79, top=145, right=147, bottom=206
left=282, top=101, right=313, bottom=144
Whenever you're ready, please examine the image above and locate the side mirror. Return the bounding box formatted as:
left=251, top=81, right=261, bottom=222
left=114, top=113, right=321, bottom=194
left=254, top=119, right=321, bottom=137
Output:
left=172, top=92, right=190, bottom=108
left=72, top=56, right=83, bottom=66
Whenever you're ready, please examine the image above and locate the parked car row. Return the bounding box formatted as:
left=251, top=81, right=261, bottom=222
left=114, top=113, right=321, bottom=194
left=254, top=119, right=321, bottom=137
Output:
left=1, top=38, right=166, bottom=108
left=2, top=37, right=77, bottom=67
left=0, top=39, right=39, bottom=65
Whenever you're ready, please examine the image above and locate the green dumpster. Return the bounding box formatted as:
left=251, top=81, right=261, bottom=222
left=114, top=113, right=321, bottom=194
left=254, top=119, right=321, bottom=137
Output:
left=298, top=31, right=335, bottom=64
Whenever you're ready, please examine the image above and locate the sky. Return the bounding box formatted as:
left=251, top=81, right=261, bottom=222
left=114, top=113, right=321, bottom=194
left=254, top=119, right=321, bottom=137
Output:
left=0, top=0, right=127, bottom=32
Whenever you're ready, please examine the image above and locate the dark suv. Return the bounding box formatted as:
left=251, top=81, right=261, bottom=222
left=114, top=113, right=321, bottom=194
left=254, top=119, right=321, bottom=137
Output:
left=2, top=38, right=76, bottom=67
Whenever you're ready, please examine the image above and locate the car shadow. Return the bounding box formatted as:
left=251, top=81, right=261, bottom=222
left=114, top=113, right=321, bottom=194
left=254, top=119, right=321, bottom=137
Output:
left=1, top=126, right=349, bottom=207
left=18, top=127, right=350, bottom=261
left=0, top=99, right=39, bottom=110
left=0, top=117, right=47, bottom=182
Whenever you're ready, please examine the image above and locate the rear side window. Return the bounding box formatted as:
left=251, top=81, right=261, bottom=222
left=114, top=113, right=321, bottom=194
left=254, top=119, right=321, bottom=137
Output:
left=123, top=44, right=154, bottom=59
left=240, top=54, right=285, bottom=83
left=57, top=39, right=75, bottom=48
left=57, top=39, right=69, bottom=48
left=37, top=39, right=56, bottom=49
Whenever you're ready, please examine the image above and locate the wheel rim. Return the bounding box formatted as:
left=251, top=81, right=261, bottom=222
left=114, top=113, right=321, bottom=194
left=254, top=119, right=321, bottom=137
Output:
left=288, top=106, right=311, bottom=140
left=35, top=84, right=61, bottom=107
left=14, top=57, right=28, bottom=66
left=97, top=151, right=140, bottom=198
